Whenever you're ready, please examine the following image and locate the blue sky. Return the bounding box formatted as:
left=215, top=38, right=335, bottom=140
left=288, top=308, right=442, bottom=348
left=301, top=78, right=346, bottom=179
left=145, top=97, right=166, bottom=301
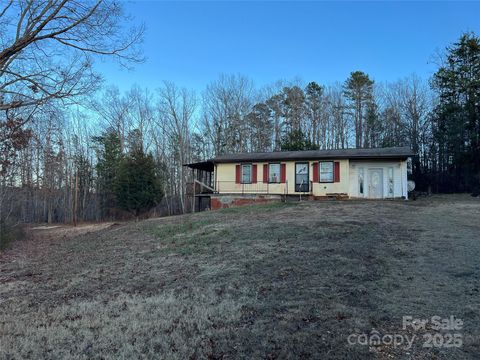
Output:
left=97, top=1, right=480, bottom=92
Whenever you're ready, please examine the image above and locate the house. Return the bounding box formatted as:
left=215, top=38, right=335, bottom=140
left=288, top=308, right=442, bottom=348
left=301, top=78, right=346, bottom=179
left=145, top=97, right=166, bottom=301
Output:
left=186, top=146, right=415, bottom=211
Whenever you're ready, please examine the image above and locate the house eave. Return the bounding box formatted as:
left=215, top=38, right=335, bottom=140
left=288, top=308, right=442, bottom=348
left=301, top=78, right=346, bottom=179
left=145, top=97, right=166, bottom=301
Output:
left=186, top=147, right=415, bottom=168
left=212, top=154, right=413, bottom=163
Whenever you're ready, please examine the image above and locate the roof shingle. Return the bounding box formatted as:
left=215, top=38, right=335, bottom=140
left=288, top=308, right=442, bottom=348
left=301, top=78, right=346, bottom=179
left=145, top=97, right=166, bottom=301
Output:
left=211, top=146, right=415, bottom=163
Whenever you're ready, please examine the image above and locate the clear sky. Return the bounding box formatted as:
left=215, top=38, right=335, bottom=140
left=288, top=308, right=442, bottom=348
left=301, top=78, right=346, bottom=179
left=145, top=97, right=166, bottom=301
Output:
left=96, top=1, right=480, bottom=92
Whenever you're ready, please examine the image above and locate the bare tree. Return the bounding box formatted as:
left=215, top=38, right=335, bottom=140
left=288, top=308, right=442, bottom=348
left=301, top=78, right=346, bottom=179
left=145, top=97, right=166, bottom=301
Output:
left=399, top=76, right=430, bottom=152
left=326, top=84, right=350, bottom=149
left=128, top=86, right=155, bottom=153
left=157, top=81, right=196, bottom=214
left=0, top=0, right=144, bottom=111
left=92, top=86, right=134, bottom=153
left=202, top=74, right=254, bottom=155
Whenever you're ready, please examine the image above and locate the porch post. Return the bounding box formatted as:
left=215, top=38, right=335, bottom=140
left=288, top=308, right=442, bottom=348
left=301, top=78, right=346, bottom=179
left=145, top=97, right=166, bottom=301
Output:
left=192, top=168, right=195, bottom=213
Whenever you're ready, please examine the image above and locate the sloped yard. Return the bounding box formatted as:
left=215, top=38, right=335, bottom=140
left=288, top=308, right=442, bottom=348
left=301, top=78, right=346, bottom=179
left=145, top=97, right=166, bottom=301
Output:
left=0, top=195, right=479, bottom=359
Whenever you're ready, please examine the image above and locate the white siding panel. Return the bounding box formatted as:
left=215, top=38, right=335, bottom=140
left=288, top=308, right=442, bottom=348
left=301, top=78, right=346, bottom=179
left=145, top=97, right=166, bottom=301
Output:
left=348, top=160, right=408, bottom=198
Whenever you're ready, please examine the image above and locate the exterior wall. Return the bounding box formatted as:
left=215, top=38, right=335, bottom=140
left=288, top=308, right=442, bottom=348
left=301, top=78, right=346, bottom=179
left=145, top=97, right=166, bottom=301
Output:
left=348, top=160, right=408, bottom=199
left=309, top=160, right=349, bottom=196
left=215, top=160, right=350, bottom=196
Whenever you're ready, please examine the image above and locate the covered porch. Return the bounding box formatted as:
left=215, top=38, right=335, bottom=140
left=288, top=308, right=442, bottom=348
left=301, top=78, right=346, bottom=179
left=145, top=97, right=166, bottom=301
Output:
left=185, top=160, right=215, bottom=212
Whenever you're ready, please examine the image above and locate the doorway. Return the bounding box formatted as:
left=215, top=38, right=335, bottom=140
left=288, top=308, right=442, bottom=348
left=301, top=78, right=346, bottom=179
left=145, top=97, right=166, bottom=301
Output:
left=295, top=162, right=309, bottom=192
left=368, top=168, right=383, bottom=198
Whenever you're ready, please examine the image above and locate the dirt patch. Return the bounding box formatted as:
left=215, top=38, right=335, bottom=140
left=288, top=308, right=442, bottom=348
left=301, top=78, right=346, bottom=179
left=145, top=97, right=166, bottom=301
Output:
left=28, top=222, right=117, bottom=240
left=0, top=195, right=479, bottom=359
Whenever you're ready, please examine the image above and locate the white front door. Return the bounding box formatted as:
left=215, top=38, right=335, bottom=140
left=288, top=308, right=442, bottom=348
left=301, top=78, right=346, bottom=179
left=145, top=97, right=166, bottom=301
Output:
left=368, top=169, right=383, bottom=198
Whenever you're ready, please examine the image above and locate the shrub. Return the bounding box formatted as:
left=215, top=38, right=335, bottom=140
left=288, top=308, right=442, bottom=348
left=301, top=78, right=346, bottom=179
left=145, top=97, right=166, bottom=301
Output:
left=0, top=219, right=25, bottom=250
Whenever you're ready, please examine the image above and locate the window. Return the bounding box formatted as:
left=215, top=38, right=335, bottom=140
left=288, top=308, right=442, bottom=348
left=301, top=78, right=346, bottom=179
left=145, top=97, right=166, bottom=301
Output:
left=269, top=163, right=280, bottom=183
left=241, top=164, right=252, bottom=183
left=319, top=161, right=334, bottom=182
left=359, top=167, right=364, bottom=195
left=388, top=167, right=394, bottom=196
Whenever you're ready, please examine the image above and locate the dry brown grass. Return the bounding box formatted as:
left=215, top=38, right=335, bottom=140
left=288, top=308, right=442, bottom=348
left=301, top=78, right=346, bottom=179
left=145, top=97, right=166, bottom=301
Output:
left=1, top=195, right=479, bottom=359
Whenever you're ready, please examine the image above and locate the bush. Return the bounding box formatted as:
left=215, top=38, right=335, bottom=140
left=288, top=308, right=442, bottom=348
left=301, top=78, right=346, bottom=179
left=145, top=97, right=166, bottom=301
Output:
left=0, top=219, right=24, bottom=250
left=115, top=149, right=164, bottom=217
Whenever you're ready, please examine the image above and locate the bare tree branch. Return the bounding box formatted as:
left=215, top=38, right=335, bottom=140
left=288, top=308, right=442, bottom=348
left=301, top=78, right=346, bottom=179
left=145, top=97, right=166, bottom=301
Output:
left=0, top=0, right=144, bottom=111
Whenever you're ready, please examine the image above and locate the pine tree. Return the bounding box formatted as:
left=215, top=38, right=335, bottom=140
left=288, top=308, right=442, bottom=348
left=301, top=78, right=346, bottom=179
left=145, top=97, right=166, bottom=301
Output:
left=93, top=130, right=123, bottom=219
left=432, top=32, right=480, bottom=192
left=280, top=130, right=319, bottom=151
left=115, top=148, right=163, bottom=217
left=343, top=71, right=374, bottom=148
left=364, top=100, right=381, bottom=148
left=246, top=102, right=272, bottom=152
left=282, top=86, right=306, bottom=133
left=305, top=82, right=324, bottom=147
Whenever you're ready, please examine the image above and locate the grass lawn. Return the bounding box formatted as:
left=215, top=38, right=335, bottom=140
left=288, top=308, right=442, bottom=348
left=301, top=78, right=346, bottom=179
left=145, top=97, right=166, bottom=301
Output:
left=0, top=195, right=479, bottom=359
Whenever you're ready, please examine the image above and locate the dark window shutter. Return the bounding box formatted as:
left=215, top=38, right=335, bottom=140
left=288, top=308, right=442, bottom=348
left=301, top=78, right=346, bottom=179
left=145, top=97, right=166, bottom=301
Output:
left=280, top=163, right=286, bottom=183
left=334, top=162, right=340, bottom=182
left=263, top=164, right=268, bottom=183
left=235, top=165, right=241, bottom=184
left=313, top=162, right=319, bottom=182
left=252, top=164, right=257, bottom=183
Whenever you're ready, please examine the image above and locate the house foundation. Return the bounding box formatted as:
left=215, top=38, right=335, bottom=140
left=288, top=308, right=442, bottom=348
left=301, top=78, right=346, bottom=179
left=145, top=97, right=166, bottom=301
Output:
left=210, top=194, right=283, bottom=210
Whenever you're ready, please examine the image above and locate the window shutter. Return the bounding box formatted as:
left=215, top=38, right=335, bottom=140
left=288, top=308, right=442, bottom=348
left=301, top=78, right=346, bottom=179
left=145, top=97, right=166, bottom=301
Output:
left=235, top=165, right=241, bottom=184
left=263, top=164, right=268, bottom=183
left=252, top=164, right=257, bottom=183
left=334, top=162, right=340, bottom=182
left=313, top=162, right=319, bottom=182
left=280, top=163, right=286, bottom=183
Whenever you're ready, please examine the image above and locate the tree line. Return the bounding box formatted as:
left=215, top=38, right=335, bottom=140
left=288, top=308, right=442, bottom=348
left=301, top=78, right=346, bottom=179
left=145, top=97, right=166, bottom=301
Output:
left=1, top=1, right=479, bottom=247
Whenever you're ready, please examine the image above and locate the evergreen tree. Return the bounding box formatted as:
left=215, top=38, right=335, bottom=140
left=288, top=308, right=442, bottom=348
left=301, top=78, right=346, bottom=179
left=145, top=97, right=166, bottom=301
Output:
left=265, top=93, right=285, bottom=151
left=280, top=130, right=319, bottom=151
left=73, top=153, right=94, bottom=221
left=431, top=32, right=480, bottom=192
left=305, top=81, right=324, bottom=147
left=115, top=148, right=163, bottom=217
left=364, top=100, right=382, bottom=148
left=93, top=130, right=123, bottom=219
left=282, top=86, right=306, bottom=132
left=343, top=71, right=374, bottom=148
left=246, top=102, right=273, bottom=152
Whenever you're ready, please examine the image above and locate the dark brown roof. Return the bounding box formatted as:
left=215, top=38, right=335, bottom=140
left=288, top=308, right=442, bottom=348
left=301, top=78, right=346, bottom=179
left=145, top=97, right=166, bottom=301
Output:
left=211, top=146, right=415, bottom=163
left=183, top=160, right=214, bottom=171
left=185, top=146, right=415, bottom=169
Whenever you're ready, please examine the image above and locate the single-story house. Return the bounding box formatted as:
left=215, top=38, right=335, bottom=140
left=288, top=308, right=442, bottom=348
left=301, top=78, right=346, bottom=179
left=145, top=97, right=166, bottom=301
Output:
left=186, top=146, right=415, bottom=210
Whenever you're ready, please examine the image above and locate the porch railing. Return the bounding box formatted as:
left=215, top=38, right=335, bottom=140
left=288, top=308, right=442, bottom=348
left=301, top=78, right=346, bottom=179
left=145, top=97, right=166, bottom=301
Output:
left=187, top=180, right=316, bottom=196
left=215, top=181, right=288, bottom=195
left=186, top=181, right=215, bottom=195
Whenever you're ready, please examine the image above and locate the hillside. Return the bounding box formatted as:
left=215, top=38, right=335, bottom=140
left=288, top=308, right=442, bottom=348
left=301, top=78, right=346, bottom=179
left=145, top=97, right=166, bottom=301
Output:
left=1, top=196, right=479, bottom=359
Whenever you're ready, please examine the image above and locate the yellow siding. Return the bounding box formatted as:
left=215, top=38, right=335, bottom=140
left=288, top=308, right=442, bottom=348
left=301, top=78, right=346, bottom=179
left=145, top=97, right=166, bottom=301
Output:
left=215, top=160, right=350, bottom=196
